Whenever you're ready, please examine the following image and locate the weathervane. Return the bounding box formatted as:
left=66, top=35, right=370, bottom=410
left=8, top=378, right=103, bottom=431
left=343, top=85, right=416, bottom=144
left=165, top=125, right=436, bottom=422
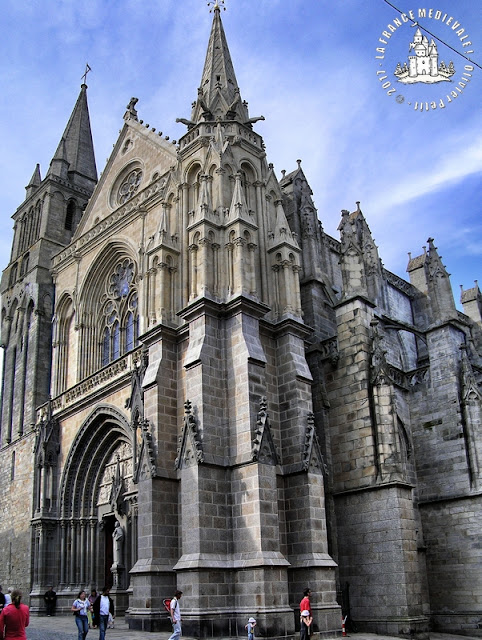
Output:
left=208, top=0, right=226, bottom=11
left=81, top=63, right=92, bottom=85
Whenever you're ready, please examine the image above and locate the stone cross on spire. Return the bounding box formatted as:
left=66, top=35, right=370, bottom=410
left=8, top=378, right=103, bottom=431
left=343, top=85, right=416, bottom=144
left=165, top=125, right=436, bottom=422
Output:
left=81, top=63, right=92, bottom=86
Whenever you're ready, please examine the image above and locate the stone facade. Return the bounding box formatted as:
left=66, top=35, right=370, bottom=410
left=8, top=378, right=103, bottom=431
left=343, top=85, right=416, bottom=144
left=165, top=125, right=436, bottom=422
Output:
left=0, top=7, right=481, bottom=639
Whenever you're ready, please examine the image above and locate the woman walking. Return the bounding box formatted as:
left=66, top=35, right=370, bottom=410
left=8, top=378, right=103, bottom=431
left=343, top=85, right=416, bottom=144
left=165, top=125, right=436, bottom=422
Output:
left=0, top=589, right=29, bottom=640
left=72, top=590, right=91, bottom=640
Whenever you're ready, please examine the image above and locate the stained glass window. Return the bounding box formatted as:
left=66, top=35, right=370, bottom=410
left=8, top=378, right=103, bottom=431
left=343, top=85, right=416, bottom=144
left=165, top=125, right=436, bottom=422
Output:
left=101, top=260, right=139, bottom=366
left=118, top=168, right=143, bottom=205
left=110, top=259, right=134, bottom=299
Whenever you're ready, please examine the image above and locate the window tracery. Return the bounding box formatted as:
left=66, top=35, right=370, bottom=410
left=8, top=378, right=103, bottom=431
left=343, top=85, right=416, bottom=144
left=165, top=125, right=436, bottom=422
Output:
left=118, top=168, right=143, bottom=205
left=101, top=259, right=139, bottom=367
left=109, top=259, right=135, bottom=298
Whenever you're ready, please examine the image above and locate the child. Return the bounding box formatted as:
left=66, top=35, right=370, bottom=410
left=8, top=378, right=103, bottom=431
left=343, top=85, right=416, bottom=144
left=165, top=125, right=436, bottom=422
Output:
left=245, top=616, right=256, bottom=640
left=300, top=610, right=312, bottom=640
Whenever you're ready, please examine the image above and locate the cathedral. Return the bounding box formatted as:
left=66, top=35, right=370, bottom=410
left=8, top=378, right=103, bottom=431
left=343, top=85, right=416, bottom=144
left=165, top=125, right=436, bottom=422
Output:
left=0, top=5, right=481, bottom=638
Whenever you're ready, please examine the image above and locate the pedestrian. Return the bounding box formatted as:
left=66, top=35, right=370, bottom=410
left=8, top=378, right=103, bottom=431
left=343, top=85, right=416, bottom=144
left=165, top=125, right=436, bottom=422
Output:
left=299, top=588, right=311, bottom=616
left=44, top=586, right=57, bottom=616
left=300, top=610, right=312, bottom=640
left=299, top=588, right=312, bottom=634
left=92, top=586, right=114, bottom=640
left=0, top=586, right=5, bottom=612
left=245, top=617, right=256, bottom=640
left=168, top=590, right=183, bottom=640
left=3, top=591, right=11, bottom=608
left=0, top=589, right=29, bottom=640
left=72, top=590, right=91, bottom=640
left=88, top=589, right=98, bottom=628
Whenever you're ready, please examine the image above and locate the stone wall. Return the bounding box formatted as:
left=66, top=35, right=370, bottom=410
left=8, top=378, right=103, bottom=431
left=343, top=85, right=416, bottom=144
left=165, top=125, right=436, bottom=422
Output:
left=0, top=432, right=36, bottom=600
left=335, top=485, right=428, bottom=635
left=420, top=496, right=482, bottom=634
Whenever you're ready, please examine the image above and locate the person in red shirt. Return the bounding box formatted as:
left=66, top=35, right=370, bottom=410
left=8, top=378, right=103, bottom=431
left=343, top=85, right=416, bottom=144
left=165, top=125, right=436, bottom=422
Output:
left=0, top=589, right=29, bottom=640
left=299, top=588, right=311, bottom=616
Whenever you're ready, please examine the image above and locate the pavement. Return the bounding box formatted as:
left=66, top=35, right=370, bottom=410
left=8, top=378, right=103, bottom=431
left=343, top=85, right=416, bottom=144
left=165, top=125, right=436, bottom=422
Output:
left=23, top=616, right=482, bottom=640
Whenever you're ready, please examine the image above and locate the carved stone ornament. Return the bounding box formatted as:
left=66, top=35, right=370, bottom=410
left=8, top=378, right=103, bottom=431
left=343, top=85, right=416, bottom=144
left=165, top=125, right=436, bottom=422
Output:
left=109, top=454, right=125, bottom=515
left=133, top=419, right=157, bottom=482
left=370, top=320, right=390, bottom=386
left=175, top=400, right=204, bottom=469
left=302, top=412, right=326, bottom=474
left=370, top=319, right=430, bottom=390
left=126, top=348, right=148, bottom=416
left=34, top=401, right=60, bottom=467
left=318, top=336, right=339, bottom=366
left=251, top=397, right=278, bottom=465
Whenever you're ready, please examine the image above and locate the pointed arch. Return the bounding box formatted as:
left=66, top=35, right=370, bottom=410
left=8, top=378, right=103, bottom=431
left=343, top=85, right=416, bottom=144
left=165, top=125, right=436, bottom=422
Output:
left=240, top=160, right=257, bottom=218
left=18, top=300, right=35, bottom=435
left=59, top=404, right=132, bottom=518
left=53, top=293, right=76, bottom=394
left=19, top=253, right=29, bottom=279
left=56, top=405, right=135, bottom=588
left=167, top=192, right=177, bottom=239
left=65, top=199, right=76, bottom=231
left=9, top=262, right=18, bottom=287
left=77, top=241, right=140, bottom=377
left=185, top=162, right=202, bottom=212
left=224, top=163, right=235, bottom=206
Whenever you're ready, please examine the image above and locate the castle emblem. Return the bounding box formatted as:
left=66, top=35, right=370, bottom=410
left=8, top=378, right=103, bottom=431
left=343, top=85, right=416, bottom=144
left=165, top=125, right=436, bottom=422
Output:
left=394, top=27, right=455, bottom=83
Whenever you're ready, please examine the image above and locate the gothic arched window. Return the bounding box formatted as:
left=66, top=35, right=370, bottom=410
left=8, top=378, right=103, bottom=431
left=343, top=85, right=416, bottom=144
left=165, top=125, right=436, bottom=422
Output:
left=20, top=254, right=29, bottom=278
left=65, top=199, right=76, bottom=231
left=125, top=292, right=139, bottom=352
left=9, top=263, right=18, bottom=287
left=100, top=259, right=139, bottom=367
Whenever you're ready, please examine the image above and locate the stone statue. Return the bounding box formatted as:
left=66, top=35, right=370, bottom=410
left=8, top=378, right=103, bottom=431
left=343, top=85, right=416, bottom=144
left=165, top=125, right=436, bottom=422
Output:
left=112, top=520, right=125, bottom=566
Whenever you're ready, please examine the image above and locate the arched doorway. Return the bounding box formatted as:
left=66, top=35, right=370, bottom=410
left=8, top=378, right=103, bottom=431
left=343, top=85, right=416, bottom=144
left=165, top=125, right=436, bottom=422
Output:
left=57, top=406, right=138, bottom=603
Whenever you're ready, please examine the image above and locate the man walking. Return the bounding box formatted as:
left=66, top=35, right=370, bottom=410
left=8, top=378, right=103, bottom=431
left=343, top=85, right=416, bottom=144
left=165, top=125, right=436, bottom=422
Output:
left=93, top=586, right=114, bottom=640
left=169, top=590, right=183, bottom=640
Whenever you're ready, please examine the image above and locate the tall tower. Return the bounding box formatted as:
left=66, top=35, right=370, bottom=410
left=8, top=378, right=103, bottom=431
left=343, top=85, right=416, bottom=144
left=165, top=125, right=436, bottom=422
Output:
left=126, top=5, right=340, bottom=635
left=0, top=84, right=97, bottom=594
left=0, top=83, right=97, bottom=443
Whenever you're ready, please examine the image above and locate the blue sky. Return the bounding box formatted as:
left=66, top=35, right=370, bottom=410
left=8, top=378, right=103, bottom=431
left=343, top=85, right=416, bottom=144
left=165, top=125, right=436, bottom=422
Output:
left=0, top=0, right=480, bottom=307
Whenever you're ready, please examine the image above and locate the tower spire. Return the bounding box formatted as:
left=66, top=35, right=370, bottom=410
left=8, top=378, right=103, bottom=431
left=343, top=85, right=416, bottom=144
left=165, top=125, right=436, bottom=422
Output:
left=47, top=83, right=97, bottom=189
left=190, top=5, right=249, bottom=124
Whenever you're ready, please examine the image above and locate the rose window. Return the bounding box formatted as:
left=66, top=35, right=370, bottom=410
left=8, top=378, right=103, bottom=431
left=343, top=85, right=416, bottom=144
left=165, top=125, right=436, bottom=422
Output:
left=118, top=168, right=143, bottom=205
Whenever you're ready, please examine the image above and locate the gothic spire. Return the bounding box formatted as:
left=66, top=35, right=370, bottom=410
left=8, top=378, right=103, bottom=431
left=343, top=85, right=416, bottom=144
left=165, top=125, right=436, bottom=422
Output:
left=190, top=5, right=249, bottom=124
left=48, top=83, right=97, bottom=188
left=426, top=237, right=456, bottom=319
left=25, top=163, right=41, bottom=199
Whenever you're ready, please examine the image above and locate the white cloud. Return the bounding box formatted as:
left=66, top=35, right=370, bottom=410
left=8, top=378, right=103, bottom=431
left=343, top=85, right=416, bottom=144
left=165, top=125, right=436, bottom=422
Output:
left=0, top=0, right=480, bottom=302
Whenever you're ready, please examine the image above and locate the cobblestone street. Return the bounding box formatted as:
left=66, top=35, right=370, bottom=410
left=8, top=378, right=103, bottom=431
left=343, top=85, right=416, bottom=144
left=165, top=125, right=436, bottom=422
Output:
left=24, top=615, right=482, bottom=640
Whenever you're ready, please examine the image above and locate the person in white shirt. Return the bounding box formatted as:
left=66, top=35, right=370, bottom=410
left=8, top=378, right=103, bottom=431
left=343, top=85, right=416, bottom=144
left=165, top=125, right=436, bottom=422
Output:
left=92, top=586, right=114, bottom=640
left=169, top=590, right=183, bottom=640
left=4, top=589, right=12, bottom=606
left=71, top=590, right=91, bottom=640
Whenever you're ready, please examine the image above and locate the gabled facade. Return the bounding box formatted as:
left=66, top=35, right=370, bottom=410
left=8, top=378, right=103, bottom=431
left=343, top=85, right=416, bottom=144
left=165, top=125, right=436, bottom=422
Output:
left=0, top=7, right=481, bottom=639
